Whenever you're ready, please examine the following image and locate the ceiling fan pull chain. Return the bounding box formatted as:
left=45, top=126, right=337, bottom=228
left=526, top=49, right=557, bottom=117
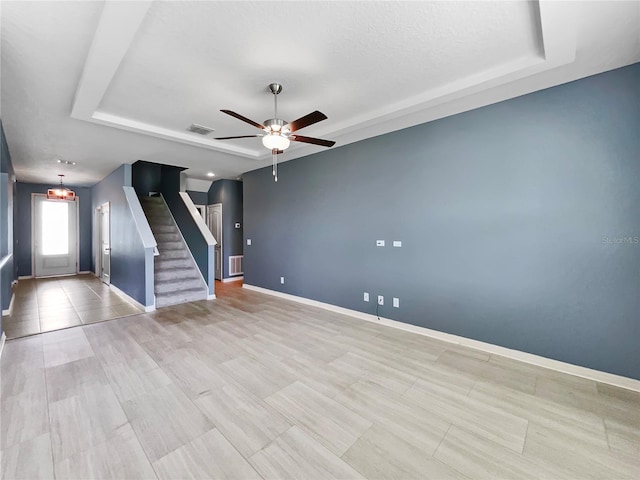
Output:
left=272, top=148, right=278, bottom=182
left=272, top=149, right=278, bottom=182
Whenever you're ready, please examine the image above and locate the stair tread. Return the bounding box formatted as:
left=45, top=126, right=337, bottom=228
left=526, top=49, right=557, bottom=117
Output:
left=155, top=276, right=200, bottom=285
left=156, top=286, right=206, bottom=298
left=140, top=195, right=208, bottom=309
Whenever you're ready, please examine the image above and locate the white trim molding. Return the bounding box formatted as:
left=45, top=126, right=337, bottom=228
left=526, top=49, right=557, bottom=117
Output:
left=179, top=192, right=217, bottom=246
left=109, top=284, right=155, bottom=313
left=0, top=332, right=6, bottom=359
left=2, top=294, right=15, bottom=317
left=243, top=284, right=640, bottom=392
left=222, top=276, right=243, bottom=283
left=69, top=1, right=577, bottom=163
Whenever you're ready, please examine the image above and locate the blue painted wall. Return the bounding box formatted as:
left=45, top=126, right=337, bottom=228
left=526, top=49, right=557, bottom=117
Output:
left=186, top=190, right=208, bottom=206
left=15, top=183, right=92, bottom=277
left=132, top=161, right=210, bottom=284
left=209, top=179, right=243, bottom=278
left=91, top=164, right=149, bottom=305
left=243, top=63, right=640, bottom=379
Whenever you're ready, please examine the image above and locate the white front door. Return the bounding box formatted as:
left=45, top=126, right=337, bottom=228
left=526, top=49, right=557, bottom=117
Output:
left=207, top=204, right=222, bottom=280
left=100, top=202, right=111, bottom=284
left=34, top=195, right=78, bottom=277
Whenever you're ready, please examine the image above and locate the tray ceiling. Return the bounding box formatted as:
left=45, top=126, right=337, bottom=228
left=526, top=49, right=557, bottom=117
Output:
left=1, top=1, right=638, bottom=185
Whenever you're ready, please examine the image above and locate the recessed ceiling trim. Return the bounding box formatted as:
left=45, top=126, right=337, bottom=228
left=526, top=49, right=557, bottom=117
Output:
left=71, top=0, right=577, bottom=163
left=91, top=111, right=260, bottom=157
left=253, top=1, right=577, bottom=161
left=71, top=1, right=153, bottom=120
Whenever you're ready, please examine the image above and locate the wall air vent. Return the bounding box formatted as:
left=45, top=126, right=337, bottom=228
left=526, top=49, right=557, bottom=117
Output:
left=229, top=255, right=243, bottom=276
left=187, top=123, right=215, bottom=135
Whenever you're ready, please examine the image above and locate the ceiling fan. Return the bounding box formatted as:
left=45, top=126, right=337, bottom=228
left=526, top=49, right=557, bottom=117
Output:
left=215, top=83, right=335, bottom=181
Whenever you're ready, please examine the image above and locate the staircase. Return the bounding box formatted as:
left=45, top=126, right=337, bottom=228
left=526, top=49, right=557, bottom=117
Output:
left=140, top=196, right=208, bottom=308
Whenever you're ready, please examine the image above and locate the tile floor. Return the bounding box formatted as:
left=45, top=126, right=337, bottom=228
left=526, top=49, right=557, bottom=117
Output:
left=1, top=284, right=638, bottom=479
left=2, top=275, right=143, bottom=339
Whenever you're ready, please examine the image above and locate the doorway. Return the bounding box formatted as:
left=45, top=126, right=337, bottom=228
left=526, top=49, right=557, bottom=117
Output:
left=98, top=202, right=111, bottom=284
left=33, top=195, right=78, bottom=277
left=207, top=203, right=222, bottom=280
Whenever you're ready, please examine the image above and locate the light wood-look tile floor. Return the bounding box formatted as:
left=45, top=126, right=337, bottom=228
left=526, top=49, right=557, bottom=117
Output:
left=3, top=275, right=143, bottom=339
left=1, top=285, right=639, bottom=479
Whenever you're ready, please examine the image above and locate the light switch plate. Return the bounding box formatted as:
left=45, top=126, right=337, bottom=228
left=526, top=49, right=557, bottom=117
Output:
left=247, top=239, right=252, bottom=245
left=377, top=295, right=384, bottom=305
left=393, top=241, right=402, bottom=247
left=280, top=277, right=285, bottom=284
left=393, top=297, right=400, bottom=308
left=364, top=292, right=369, bottom=302
left=376, top=240, right=385, bottom=247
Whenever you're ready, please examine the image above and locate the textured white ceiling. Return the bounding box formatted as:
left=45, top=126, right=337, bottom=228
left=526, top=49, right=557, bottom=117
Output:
left=100, top=1, right=539, bottom=137
left=1, top=1, right=639, bottom=186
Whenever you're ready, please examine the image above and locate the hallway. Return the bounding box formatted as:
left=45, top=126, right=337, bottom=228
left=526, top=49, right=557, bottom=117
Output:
left=2, top=275, right=143, bottom=339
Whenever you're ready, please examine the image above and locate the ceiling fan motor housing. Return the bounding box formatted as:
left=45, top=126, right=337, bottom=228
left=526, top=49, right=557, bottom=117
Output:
left=263, top=118, right=287, bottom=133
left=268, top=83, right=283, bottom=95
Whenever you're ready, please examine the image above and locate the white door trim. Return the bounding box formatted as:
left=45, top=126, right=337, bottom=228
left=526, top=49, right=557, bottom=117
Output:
left=207, top=203, right=223, bottom=280
left=31, top=193, right=80, bottom=278
left=97, top=202, right=111, bottom=285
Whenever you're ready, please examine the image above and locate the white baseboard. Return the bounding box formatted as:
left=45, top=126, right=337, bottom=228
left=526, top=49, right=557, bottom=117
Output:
left=78, top=271, right=92, bottom=275
left=222, top=276, right=243, bottom=283
left=0, top=332, right=5, bottom=359
left=207, top=294, right=217, bottom=300
left=243, top=284, right=640, bottom=392
left=109, top=284, right=155, bottom=313
left=2, top=293, right=15, bottom=317
left=18, top=275, right=33, bottom=280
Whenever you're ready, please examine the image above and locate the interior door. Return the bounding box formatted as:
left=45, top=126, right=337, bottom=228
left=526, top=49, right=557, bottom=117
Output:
left=34, top=195, right=78, bottom=277
left=207, top=204, right=223, bottom=280
left=100, top=202, right=111, bottom=284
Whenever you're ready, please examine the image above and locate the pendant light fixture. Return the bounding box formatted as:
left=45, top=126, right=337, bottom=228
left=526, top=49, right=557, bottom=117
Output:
left=47, top=174, right=76, bottom=200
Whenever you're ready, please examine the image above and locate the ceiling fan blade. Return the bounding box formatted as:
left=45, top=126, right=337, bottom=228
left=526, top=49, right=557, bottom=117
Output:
left=286, top=111, right=327, bottom=132
left=220, top=110, right=265, bottom=130
left=214, top=135, right=261, bottom=140
left=290, top=135, right=336, bottom=148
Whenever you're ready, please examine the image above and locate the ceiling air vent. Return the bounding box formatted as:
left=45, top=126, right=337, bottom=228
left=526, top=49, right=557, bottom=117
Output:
left=187, top=123, right=215, bottom=135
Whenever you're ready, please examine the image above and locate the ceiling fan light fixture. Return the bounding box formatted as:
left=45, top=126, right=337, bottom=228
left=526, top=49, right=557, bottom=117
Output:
left=262, top=133, right=290, bottom=151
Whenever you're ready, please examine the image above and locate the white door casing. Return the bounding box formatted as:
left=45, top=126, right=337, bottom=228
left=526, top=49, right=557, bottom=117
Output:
left=207, top=204, right=222, bottom=280
left=33, top=195, right=78, bottom=277
left=100, top=202, right=111, bottom=284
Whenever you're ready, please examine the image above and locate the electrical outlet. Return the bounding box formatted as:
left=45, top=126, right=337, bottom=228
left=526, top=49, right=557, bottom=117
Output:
left=376, top=240, right=385, bottom=247
left=393, top=241, right=402, bottom=247
left=363, top=292, right=369, bottom=302
left=280, top=276, right=285, bottom=284
left=393, top=297, right=400, bottom=308
left=377, top=295, right=384, bottom=306
left=247, top=239, right=252, bottom=245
